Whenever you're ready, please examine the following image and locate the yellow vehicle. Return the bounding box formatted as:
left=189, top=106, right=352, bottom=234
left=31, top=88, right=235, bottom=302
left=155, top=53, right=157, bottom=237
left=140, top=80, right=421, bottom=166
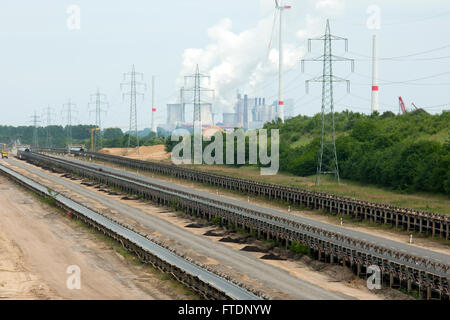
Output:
left=1, top=144, right=7, bottom=158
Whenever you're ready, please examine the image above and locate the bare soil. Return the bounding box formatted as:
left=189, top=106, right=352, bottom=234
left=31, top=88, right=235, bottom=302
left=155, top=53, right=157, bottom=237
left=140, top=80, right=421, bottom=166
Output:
left=4, top=159, right=414, bottom=300
left=0, top=175, right=192, bottom=300
left=99, top=145, right=170, bottom=161
left=90, top=159, right=450, bottom=256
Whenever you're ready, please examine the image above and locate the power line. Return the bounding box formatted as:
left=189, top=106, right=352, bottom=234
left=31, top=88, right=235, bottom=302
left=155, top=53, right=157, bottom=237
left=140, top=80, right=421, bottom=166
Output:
left=183, top=64, right=215, bottom=128
left=62, top=99, right=77, bottom=146
left=330, top=11, right=450, bottom=28
left=349, top=44, right=450, bottom=61
left=381, top=11, right=450, bottom=26
left=88, top=88, right=108, bottom=152
left=302, top=20, right=354, bottom=186
left=121, top=65, right=146, bottom=155
left=42, top=105, right=56, bottom=148
left=183, top=64, right=215, bottom=164
left=30, top=111, right=41, bottom=149
left=352, top=71, right=450, bottom=86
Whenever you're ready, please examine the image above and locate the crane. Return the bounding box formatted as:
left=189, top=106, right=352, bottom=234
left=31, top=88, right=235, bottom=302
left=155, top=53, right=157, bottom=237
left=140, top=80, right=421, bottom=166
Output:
left=399, top=96, right=407, bottom=115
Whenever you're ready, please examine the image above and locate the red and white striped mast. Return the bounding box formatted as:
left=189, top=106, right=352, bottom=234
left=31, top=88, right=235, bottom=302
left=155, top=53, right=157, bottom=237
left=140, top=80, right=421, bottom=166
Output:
left=275, top=0, right=291, bottom=122
left=371, top=35, right=379, bottom=113
left=151, top=75, right=157, bottom=135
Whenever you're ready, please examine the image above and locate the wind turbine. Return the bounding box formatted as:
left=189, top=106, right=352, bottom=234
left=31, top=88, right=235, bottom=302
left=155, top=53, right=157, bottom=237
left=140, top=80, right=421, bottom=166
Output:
left=274, top=0, right=291, bottom=123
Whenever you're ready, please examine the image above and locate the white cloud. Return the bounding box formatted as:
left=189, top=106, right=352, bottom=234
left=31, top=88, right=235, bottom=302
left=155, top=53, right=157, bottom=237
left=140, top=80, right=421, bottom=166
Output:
left=177, top=0, right=346, bottom=115
left=315, top=0, right=346, bottom=15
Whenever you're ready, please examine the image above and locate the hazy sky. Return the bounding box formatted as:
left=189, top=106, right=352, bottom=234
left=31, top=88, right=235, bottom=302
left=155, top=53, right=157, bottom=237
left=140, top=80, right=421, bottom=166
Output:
left=1, top=0, right=449, bottom=129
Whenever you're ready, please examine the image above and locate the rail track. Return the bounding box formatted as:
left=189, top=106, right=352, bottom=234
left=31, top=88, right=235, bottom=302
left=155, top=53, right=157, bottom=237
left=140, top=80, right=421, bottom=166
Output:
left=0, top=162, right=261, bottom=300
left=38, top=148, right=449, bottom=241
left=20, top=150, right=450, bottom=299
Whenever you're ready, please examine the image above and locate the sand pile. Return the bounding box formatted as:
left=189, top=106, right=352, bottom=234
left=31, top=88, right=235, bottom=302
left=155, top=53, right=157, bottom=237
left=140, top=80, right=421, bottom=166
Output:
left=99, top=145, right=171, bottom=161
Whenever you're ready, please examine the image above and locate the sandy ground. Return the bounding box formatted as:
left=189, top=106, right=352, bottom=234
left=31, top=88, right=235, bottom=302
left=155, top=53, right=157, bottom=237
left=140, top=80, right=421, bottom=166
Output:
left=99, top=145, right=170, bottom=161
left=4, top=159, right=414, bottom=300
left=155, top=213, right=415, bottom=300
left=0, top=175, right=190, bottom=300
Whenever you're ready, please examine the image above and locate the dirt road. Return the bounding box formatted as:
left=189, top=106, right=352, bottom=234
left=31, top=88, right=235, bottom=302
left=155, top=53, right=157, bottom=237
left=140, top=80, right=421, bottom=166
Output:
left=4, top=157, right=415, bottom=300
left=0, top=175, right=189, bottom=300
left=95, top=158, right=449, bottom=257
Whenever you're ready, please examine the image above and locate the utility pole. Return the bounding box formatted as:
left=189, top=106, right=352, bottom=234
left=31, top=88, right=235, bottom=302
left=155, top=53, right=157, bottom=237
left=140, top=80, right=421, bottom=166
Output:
left=30, top=111, right=41, bottom=149
left=121, top=65, right=146, bottom=155
left=42, top=105, right=55, bottom=148
left=184, top=65, right=214, bottom=129
left=275, top=0, right=291, bottom=123
left=62, top=99, right=77, bottom=147
left=371, top=35, right=379, bottom=113
left=302, top=19, right=354, bottom=185
left=183, top=64, right=214, bottom=164
left=180, top=86, right=185, bottom=123
left=88, top=88, right=108, bottom=152
left=151, top=76, right=157, bottom=136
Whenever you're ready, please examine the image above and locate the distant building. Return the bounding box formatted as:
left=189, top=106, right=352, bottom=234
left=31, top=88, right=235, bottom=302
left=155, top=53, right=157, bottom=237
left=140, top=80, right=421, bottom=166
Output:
left=200, top=103, right=213, bottom=127
left=230, top=93, right=282, bottom=129
left=166, top=103, right=183, bottom=127
left=222, top=113, right=236, bottom=127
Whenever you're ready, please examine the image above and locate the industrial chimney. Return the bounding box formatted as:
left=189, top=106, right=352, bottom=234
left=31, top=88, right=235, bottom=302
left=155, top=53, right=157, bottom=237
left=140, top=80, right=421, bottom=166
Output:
left=371, top=35, right=379, bottom=113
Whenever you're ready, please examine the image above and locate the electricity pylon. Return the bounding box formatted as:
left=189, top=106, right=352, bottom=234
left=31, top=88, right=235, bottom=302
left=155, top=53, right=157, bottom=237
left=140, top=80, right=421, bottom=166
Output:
left=88, top=88, right=108, bottom=152
left=30, top=111, right=41, bottom=149
left=42, top=105, right=56, bottom=148
left=301, top=19, right=354, bottom=185
left=62, top=99, right=77, bottom=147
left=121, top=65, right=146, bottom=155
left=183, top=64, right=214, bottom=129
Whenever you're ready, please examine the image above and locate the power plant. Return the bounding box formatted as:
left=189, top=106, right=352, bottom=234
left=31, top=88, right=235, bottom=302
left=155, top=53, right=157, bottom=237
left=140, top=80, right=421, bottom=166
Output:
left=165, top=92, right=294, bottom=131
left=0, top=1, right=449, bottom=306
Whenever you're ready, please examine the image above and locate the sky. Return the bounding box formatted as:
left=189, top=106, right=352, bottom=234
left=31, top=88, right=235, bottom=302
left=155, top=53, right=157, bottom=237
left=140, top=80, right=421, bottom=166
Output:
left=1, top=0, right=450, bottom=129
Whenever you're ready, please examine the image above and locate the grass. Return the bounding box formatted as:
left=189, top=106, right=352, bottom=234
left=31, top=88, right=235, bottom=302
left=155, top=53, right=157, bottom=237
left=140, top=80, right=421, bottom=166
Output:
left=84, top=158, right=449, bottom=247
left=212, top=216, right=221, bottom=226
left=290, top=135, right=314, bottom=148
left=289, top=241, right=311, bottom=255
left=185, top=164, right=450, bottom=215
left=87, top=147, right=449, bottom=214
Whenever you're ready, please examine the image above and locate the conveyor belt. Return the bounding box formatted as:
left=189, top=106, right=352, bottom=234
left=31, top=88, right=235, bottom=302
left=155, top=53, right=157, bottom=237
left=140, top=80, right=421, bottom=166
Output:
left=0, top=163, right=261, bottom=300
left=16, top=152, right=450, bottom=298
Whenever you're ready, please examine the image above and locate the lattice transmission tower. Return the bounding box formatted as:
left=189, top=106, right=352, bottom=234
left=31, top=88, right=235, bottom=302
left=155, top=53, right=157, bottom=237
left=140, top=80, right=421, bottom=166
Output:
left=121, top=65, right=146, bottom=155
left=88, top=88, right=108, bottom=152
left=62, top=99, right=77, bottom=147
left=301, top=19, right=354, bottom=185
left=183, top=65, right=215, bottom=164
left=30, top=111, right=41, bottom=149
left=183, top=64, right=214, bottom=128
left=42, top=105, right=56, bottom=148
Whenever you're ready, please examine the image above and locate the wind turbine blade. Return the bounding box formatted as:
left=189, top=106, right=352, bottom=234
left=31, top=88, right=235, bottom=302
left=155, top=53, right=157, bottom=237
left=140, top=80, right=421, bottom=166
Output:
left=275, top=0, right=279, bottom=8
left=268, top=10, right=278, bottom=50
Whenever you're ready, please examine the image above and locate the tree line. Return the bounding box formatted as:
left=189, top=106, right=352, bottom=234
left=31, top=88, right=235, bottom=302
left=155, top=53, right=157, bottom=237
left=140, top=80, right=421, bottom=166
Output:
left=165, top=110, right=449, bottom=195
left=265, top=110, right=450, bottom=195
